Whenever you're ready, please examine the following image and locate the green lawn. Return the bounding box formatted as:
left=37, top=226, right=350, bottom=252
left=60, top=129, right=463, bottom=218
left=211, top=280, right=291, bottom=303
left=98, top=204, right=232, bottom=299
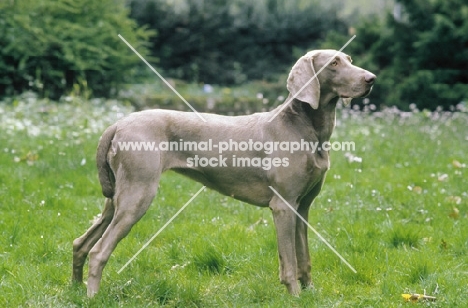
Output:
left=1, top=95, right=467, bottom=307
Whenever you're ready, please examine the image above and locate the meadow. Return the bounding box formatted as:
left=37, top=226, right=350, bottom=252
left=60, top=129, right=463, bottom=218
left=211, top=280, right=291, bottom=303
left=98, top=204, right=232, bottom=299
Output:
left=0, top=94, right=467, bottom=307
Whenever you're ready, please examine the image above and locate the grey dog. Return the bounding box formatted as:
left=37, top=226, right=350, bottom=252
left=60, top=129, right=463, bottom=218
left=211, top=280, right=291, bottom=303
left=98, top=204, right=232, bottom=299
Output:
left=72, top=50, right=376, bottom=296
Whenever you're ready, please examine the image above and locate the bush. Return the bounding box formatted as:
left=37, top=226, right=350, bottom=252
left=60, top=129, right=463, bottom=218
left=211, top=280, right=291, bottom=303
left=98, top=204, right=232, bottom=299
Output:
left=125, top=81, right=286, bottom=114
left=0, top=0, right=154, bottom=99
left=322, top=0, right=468, bottom=110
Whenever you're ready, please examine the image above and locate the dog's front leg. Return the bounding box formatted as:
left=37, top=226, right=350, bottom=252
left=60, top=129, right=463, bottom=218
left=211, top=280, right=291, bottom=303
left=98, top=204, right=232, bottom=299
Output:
left=295, top=179, right=324, bottom=290
left=270, top=195, right=300, bottom=296
left=295, top=204, right=312, bottom=289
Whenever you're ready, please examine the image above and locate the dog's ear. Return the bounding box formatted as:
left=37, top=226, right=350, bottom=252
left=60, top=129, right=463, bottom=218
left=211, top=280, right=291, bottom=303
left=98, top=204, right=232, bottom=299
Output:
left=341, top=97, right=352, bottom=106
left=287, top=53, right=320, bottom=109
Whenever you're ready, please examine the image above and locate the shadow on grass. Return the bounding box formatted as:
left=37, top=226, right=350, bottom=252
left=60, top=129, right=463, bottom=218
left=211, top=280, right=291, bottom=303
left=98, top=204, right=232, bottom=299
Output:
left=389, top=227, right=421, bottom=249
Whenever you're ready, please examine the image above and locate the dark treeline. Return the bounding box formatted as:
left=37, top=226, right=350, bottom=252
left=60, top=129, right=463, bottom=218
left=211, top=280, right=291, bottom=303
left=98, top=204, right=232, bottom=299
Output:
left=130, top=0, right=468, bottom=110
left=323, top=0, right=468, bottom=110
left=0, top=0, right=466, bottom=110
left=128, top=0, right=347, bottom=84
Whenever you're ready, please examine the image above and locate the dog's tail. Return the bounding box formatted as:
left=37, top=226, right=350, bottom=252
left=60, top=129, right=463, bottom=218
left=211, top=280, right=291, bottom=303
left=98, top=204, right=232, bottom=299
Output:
left=96, top=124, right=117, bottom=198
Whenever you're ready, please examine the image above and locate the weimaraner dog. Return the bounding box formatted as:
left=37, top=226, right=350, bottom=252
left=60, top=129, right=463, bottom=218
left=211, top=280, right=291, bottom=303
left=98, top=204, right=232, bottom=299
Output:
left=72, top=50, right=375, bottom=296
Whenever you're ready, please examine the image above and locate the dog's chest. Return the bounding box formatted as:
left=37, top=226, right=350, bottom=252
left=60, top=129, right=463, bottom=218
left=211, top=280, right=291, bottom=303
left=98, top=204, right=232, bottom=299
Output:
left=304, top=150, right=330, bottom=183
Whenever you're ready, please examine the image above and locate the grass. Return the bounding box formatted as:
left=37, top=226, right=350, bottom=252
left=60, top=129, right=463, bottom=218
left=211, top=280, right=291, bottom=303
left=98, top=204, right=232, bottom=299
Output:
left=0, top=94, right=467, bottom=307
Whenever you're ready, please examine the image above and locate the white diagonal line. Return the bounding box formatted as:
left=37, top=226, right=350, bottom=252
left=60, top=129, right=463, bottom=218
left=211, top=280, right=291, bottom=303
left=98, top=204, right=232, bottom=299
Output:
left=117, top=185, right=206, bottom=274
left=118, top=34, right=207, bottom=122
left=268, top=186, right=357, bottom=273
left=268, top=35, right=356, bottom=122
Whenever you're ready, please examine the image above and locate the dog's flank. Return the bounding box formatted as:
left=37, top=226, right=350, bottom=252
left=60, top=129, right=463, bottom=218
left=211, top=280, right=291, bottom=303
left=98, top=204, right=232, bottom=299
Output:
left=72, top=50, right=375, bottom=297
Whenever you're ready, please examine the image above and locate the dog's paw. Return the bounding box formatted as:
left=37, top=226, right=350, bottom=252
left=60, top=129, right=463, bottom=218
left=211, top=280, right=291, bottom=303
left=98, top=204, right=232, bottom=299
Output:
left=287, top=282, right=301, bottom=296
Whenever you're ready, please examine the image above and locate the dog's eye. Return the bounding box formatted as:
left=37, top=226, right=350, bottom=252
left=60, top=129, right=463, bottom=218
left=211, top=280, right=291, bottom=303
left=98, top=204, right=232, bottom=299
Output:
left=331, top=60, right=338, bottom=67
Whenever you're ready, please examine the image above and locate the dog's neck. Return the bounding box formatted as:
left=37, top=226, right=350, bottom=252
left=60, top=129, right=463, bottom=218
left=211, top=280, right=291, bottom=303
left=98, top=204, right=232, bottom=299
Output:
left=279, top=95, right=338, bottom=144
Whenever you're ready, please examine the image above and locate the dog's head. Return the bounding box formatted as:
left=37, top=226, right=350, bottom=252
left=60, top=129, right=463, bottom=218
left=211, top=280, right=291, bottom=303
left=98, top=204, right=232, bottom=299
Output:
left=287, top=50, right=376, bottom=109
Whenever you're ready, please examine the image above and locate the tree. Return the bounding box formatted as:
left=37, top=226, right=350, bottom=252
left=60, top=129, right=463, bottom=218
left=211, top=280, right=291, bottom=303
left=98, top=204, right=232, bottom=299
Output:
left=323, top=0, right=468, bottom=110
left=0, top=0, right=154, bottom=99
left=128, top=0, right=347, bottom=84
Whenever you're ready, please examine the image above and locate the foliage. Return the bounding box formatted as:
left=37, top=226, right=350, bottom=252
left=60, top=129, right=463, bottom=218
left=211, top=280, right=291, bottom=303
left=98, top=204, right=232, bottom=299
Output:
left=322, top=0, right=468, bottom=110
left=0, top=0, right=154, bottom=99
left=1, top=97, right=467, bottom=306
left=121, top=81, right=286, bottom=114
left=128, top=0, right=347, bottom=85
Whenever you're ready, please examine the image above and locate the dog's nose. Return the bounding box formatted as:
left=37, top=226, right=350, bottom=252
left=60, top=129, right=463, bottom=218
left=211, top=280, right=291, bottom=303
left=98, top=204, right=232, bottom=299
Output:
left=364, top=72, right=376, bottom=84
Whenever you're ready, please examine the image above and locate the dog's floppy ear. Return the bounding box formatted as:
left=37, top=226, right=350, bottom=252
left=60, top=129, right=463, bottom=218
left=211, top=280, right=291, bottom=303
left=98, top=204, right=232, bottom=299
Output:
left=287, top=52, right=320, bottom=109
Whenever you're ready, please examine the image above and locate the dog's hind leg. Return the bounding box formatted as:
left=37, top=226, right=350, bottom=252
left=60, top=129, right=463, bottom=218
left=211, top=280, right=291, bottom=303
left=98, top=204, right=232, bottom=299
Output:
left=86, top=178, right=159, bottom=297
left=72, top=197, right=115, bottom=284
